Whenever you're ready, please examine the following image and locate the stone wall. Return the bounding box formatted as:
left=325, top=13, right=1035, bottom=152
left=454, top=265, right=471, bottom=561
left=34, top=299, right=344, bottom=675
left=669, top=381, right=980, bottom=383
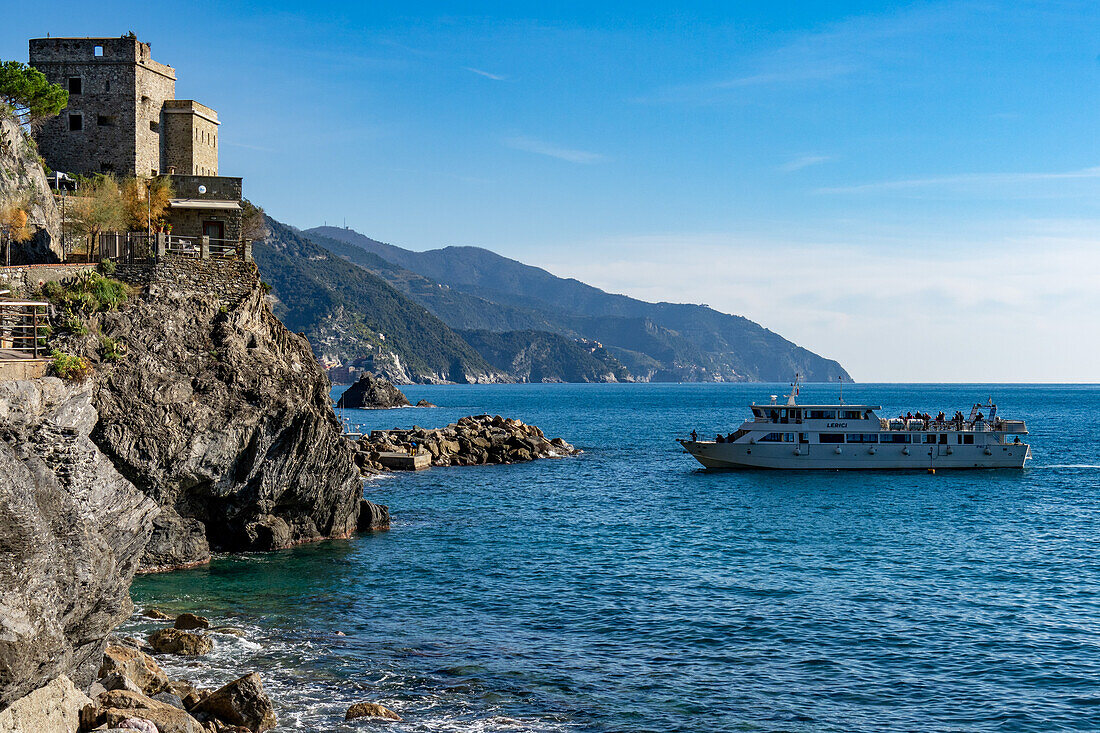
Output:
left=0, top=263, right=93, bottom=295
left=162, top=101, right=219, bottom=176
left=115, top=256, right=258, bottom=307
left=30, top=36, right=176, bottom=177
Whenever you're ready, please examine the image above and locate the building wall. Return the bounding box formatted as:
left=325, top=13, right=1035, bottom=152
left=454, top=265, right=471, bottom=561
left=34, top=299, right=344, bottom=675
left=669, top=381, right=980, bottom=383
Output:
left=162, top=101, right=219, bottom=175
left=166, top=175, right=243, bottom=242
left=29, top=37, right=176, bottom=177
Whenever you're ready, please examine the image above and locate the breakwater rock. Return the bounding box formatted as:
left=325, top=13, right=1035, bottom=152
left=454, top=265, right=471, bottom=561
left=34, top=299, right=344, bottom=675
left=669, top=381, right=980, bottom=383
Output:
left=336, top=372, right=410, bottom=409
left=352, top=414, right=580, bottom=472
left=0, top=378, right=156, bottom=708
left=51, top=261, right=366, bottom=570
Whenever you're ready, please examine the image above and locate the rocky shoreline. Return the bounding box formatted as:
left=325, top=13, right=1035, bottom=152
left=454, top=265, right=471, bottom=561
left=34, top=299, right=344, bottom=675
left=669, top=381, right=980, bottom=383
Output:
left=3, top=607, right=402, bottom=732
left=351, top=413, right=581, bottom=474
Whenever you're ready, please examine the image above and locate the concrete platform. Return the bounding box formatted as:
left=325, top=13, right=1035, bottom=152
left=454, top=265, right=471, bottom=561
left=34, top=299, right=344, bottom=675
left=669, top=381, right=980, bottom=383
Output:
left=378, top=452, right=431, bottom=471
left=0, top=359, right=49, bottom=381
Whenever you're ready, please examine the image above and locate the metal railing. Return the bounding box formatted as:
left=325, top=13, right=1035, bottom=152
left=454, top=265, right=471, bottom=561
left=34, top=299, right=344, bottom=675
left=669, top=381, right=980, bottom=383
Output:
left=95, top=233, right=253, bottom=262
left=0, top=300, right=49, bottom=359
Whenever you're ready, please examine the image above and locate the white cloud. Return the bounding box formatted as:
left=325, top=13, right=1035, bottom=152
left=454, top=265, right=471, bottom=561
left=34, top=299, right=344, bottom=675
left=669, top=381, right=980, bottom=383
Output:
left=778, top=154, right=834, bottom=172
left=818, top=166, right=1100, bottom=194
left=503, top=136, right=606, bottom=164
left=531, top=224, right=1100, bottom=383
left=464, top=67, right=506, bottom=81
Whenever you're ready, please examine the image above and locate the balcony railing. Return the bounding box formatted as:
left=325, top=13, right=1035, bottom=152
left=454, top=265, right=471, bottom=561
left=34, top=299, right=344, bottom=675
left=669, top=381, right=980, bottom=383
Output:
left=95, top=233, right=253, bottom=262
left=0, top=300, right=49, bottom=359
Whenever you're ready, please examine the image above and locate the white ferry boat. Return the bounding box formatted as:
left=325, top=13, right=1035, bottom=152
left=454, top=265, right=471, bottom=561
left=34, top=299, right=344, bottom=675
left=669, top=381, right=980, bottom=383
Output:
left=679, top=383, right=1030, bottom=470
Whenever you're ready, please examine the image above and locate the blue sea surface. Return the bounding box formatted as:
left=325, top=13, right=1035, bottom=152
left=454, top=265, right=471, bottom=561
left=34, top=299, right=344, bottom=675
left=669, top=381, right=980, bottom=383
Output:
left=128, top=383, right=1100, bottom=732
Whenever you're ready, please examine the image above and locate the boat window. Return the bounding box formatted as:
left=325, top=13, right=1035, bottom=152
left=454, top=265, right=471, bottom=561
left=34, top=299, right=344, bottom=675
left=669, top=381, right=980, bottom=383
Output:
left=847, top=434, right=878, bottom=443
left=939, top=434, right=947, bottom=444
left=799, top=433, right=808, bottom=443
left=882, top=434, right=911, bottom=444
left=759, top=432, right=784, bottom=442
left=819, top=433, right=844, bottom=443
left=785, top=433, right=795, bottom=443
left=752, top=408, right=763, bottom=419
left=923, top=435, right=937, bottom=444
left=809, top=410, right=837, bottom=419
left=789, top=409, right=801, bottom=420
left=963, top=435, right=974, bottom=445
left=842, top=410, right=862, bottom=420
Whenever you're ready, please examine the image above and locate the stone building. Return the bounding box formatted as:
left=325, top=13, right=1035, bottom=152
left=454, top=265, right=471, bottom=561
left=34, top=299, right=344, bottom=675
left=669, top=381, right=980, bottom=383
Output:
left=28, top=35, right=241, bottom=243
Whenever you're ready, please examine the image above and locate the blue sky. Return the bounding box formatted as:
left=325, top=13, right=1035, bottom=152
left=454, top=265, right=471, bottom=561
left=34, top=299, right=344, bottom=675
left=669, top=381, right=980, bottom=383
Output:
left=4, top=1, right=1099, bottom=381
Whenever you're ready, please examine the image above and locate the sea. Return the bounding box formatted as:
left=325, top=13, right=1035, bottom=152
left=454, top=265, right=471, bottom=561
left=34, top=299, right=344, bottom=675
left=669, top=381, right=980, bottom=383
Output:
left=124, top=383, right=1100, bottom=732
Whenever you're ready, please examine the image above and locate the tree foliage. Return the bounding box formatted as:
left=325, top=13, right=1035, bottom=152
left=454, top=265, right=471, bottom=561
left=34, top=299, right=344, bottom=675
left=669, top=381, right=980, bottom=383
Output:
left=240, top=199, right=269, bottom=242
left=0, top=196, right=34, bottom=243
left=121, top=176, right=173, bottom=232
left=69, top=175, right=126, bottom=255
left=0, top=60, right=68, bottom=126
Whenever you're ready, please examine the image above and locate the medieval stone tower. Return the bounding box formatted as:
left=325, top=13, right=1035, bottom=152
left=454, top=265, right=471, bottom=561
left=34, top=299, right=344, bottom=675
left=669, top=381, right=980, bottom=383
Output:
left=29, top=35, right=219, bottom=178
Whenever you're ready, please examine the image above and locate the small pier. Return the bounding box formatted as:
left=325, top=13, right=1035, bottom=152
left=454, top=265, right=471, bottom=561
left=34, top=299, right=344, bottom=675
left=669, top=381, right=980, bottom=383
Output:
left=377, top=451, right=431, bottom=471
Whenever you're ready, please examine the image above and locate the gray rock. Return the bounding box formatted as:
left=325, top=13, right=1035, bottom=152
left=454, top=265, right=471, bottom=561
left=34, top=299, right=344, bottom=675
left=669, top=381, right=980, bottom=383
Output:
left=0, top=117, right=62, bottom=263
left=357, top=500, right=390, bottom=531
left=147, top=629, right=213, bottom=657
left=345, top=701, right=402, bottom=721
left=152, top=691, right=186, bottom=710
left=336, top=372, right=411, bottom=409
left=97, top=689, right=205, bottom=733
left=99, top=644, right=169, bottom=695
left=173, top=613, right=210, bottom=631
left=0, top=379, right=156, bottom=707
left=53, top=276, right=368, bottom=569
left=191, top=672, right=277, bottom=731
left=0, top=675, right=92, bottom=733
left=98, top=673, right=142, bottom=695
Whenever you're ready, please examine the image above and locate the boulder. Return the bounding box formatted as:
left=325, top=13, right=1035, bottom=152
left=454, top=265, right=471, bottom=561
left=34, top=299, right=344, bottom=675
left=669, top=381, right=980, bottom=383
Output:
left=191, top=673, right=277, bottom=732
left=100, top=645, right=170, bottom=695
left=345, top=701, right=402, bottom=721
left=142, top=608, right=176, bottom=621
left=97, top=689, right=206, bottom=733
left=152, top=691, right=187, bottom=709
left=415, top=399, right=437, bottom=407
left=174, top=613, right=211, bottom=631
left=97, top=673, right=143, bottom=695
left=147, top=629, right=213, bottom=657
left=0, top=380, right=157, bottom=706
left=357, top=500, right=390, bottom=531
left=336, top=373, right=411, bottom=409
left=0, top=675, right=92, bottom=733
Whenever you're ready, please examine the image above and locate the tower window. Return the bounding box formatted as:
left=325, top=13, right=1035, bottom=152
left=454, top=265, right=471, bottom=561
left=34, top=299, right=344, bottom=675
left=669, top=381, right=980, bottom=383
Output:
left=97, top=114, right=118, bottom=127
left=68, top=113, right=83, bottom=131
left=93, top=45, right=104, bottom=57
left=68, top=77, right=82, bottom=95
left=106, top=80, right=111, bottom=92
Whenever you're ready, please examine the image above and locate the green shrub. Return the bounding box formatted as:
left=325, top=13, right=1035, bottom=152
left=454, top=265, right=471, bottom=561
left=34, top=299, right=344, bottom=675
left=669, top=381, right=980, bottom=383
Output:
left=50, top=350, right=92, bottom=382
left=44, top=270, right=132, bottom=314
left=260, top=281, right=272, bottom=294
left=99, top=335, right=126, bottom=361
left=97, top=259, right=117, bottom=276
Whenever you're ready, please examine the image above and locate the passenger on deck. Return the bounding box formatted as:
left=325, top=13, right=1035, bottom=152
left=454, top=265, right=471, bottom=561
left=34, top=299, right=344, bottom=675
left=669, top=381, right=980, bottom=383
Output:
left=716, top=434, right=725, bottom=443
left=906, top=411, right=913, bottom=420
left=690, top=430, right=698, bottom=441
left=727, top=433, right=736, bottom=442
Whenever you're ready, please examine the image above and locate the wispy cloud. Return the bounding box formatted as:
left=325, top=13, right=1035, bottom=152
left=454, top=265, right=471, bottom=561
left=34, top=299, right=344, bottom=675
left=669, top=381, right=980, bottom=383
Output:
left=503, top=136, right=606, bottom=164
left=778, top=154, right=834, bottom=173
left=465, top=67, right=506, bottom=81
left=713, top=64, right=857, bottom=89
left=817, top=166, right=1100, bottom=194
left=222, top=140, right=278, bottom=153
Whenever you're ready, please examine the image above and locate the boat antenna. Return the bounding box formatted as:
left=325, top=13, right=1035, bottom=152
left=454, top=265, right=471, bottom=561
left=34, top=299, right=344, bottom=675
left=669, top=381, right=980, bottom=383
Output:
left=787, top=373, right=801, bottom=406
left=839, top=375, right=844, bottom=405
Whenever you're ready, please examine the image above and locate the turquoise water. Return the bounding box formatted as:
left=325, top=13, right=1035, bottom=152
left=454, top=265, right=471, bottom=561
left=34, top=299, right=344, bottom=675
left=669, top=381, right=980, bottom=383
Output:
left=129, top=383, right=1100, bottom=732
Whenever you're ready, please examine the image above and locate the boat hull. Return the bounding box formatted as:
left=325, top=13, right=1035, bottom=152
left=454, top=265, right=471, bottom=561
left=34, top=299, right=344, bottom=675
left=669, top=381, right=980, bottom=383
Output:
left=679, top=440, right=1029, bottom=470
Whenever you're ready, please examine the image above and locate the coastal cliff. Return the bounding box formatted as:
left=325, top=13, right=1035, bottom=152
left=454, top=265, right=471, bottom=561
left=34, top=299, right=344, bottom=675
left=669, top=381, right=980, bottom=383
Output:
left=0, top=378, right=156, bottom=708
left=54, top=260, right=369, bottom=570
left=0, top=116, right=62, bottom=264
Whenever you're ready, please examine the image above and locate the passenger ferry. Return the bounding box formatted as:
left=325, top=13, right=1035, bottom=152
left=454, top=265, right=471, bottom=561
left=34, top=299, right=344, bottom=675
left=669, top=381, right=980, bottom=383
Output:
left=679, top=382, right=1030, bottom=470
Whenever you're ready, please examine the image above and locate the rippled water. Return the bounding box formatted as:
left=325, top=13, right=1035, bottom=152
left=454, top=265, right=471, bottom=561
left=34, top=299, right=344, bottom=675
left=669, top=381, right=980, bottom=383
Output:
left=129, top=383, right=1100, bottom=732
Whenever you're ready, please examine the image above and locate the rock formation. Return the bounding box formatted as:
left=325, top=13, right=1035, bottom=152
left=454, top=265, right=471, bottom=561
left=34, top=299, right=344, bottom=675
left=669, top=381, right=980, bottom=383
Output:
left=54, top=263, right=369, bottom=570
left=0, top=378, right=157, bottom=708
left=337, top=372, right=411, bottom=409
left=353, top=414, right=580, bottom=472
left=0, top=116, right=62, bottom=264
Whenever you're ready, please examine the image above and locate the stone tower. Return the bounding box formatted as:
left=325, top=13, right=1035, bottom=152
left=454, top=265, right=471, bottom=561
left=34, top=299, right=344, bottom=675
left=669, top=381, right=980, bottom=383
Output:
left=29, top=35, right=220, bottom=178
left=29, top=36, right=176, bottom=177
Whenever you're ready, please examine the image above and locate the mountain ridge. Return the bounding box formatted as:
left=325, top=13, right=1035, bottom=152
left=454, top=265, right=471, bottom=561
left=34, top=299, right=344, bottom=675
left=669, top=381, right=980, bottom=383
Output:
left=306, top=225, right=851, bottom=382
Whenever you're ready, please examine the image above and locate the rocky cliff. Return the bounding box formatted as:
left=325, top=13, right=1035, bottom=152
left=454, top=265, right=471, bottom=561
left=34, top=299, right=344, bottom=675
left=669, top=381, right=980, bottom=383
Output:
left=0, top=115, right=62, bottom=264
left=0, top=378, right=157, bottom=708
left=55, top=259, right=368, bottom=570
